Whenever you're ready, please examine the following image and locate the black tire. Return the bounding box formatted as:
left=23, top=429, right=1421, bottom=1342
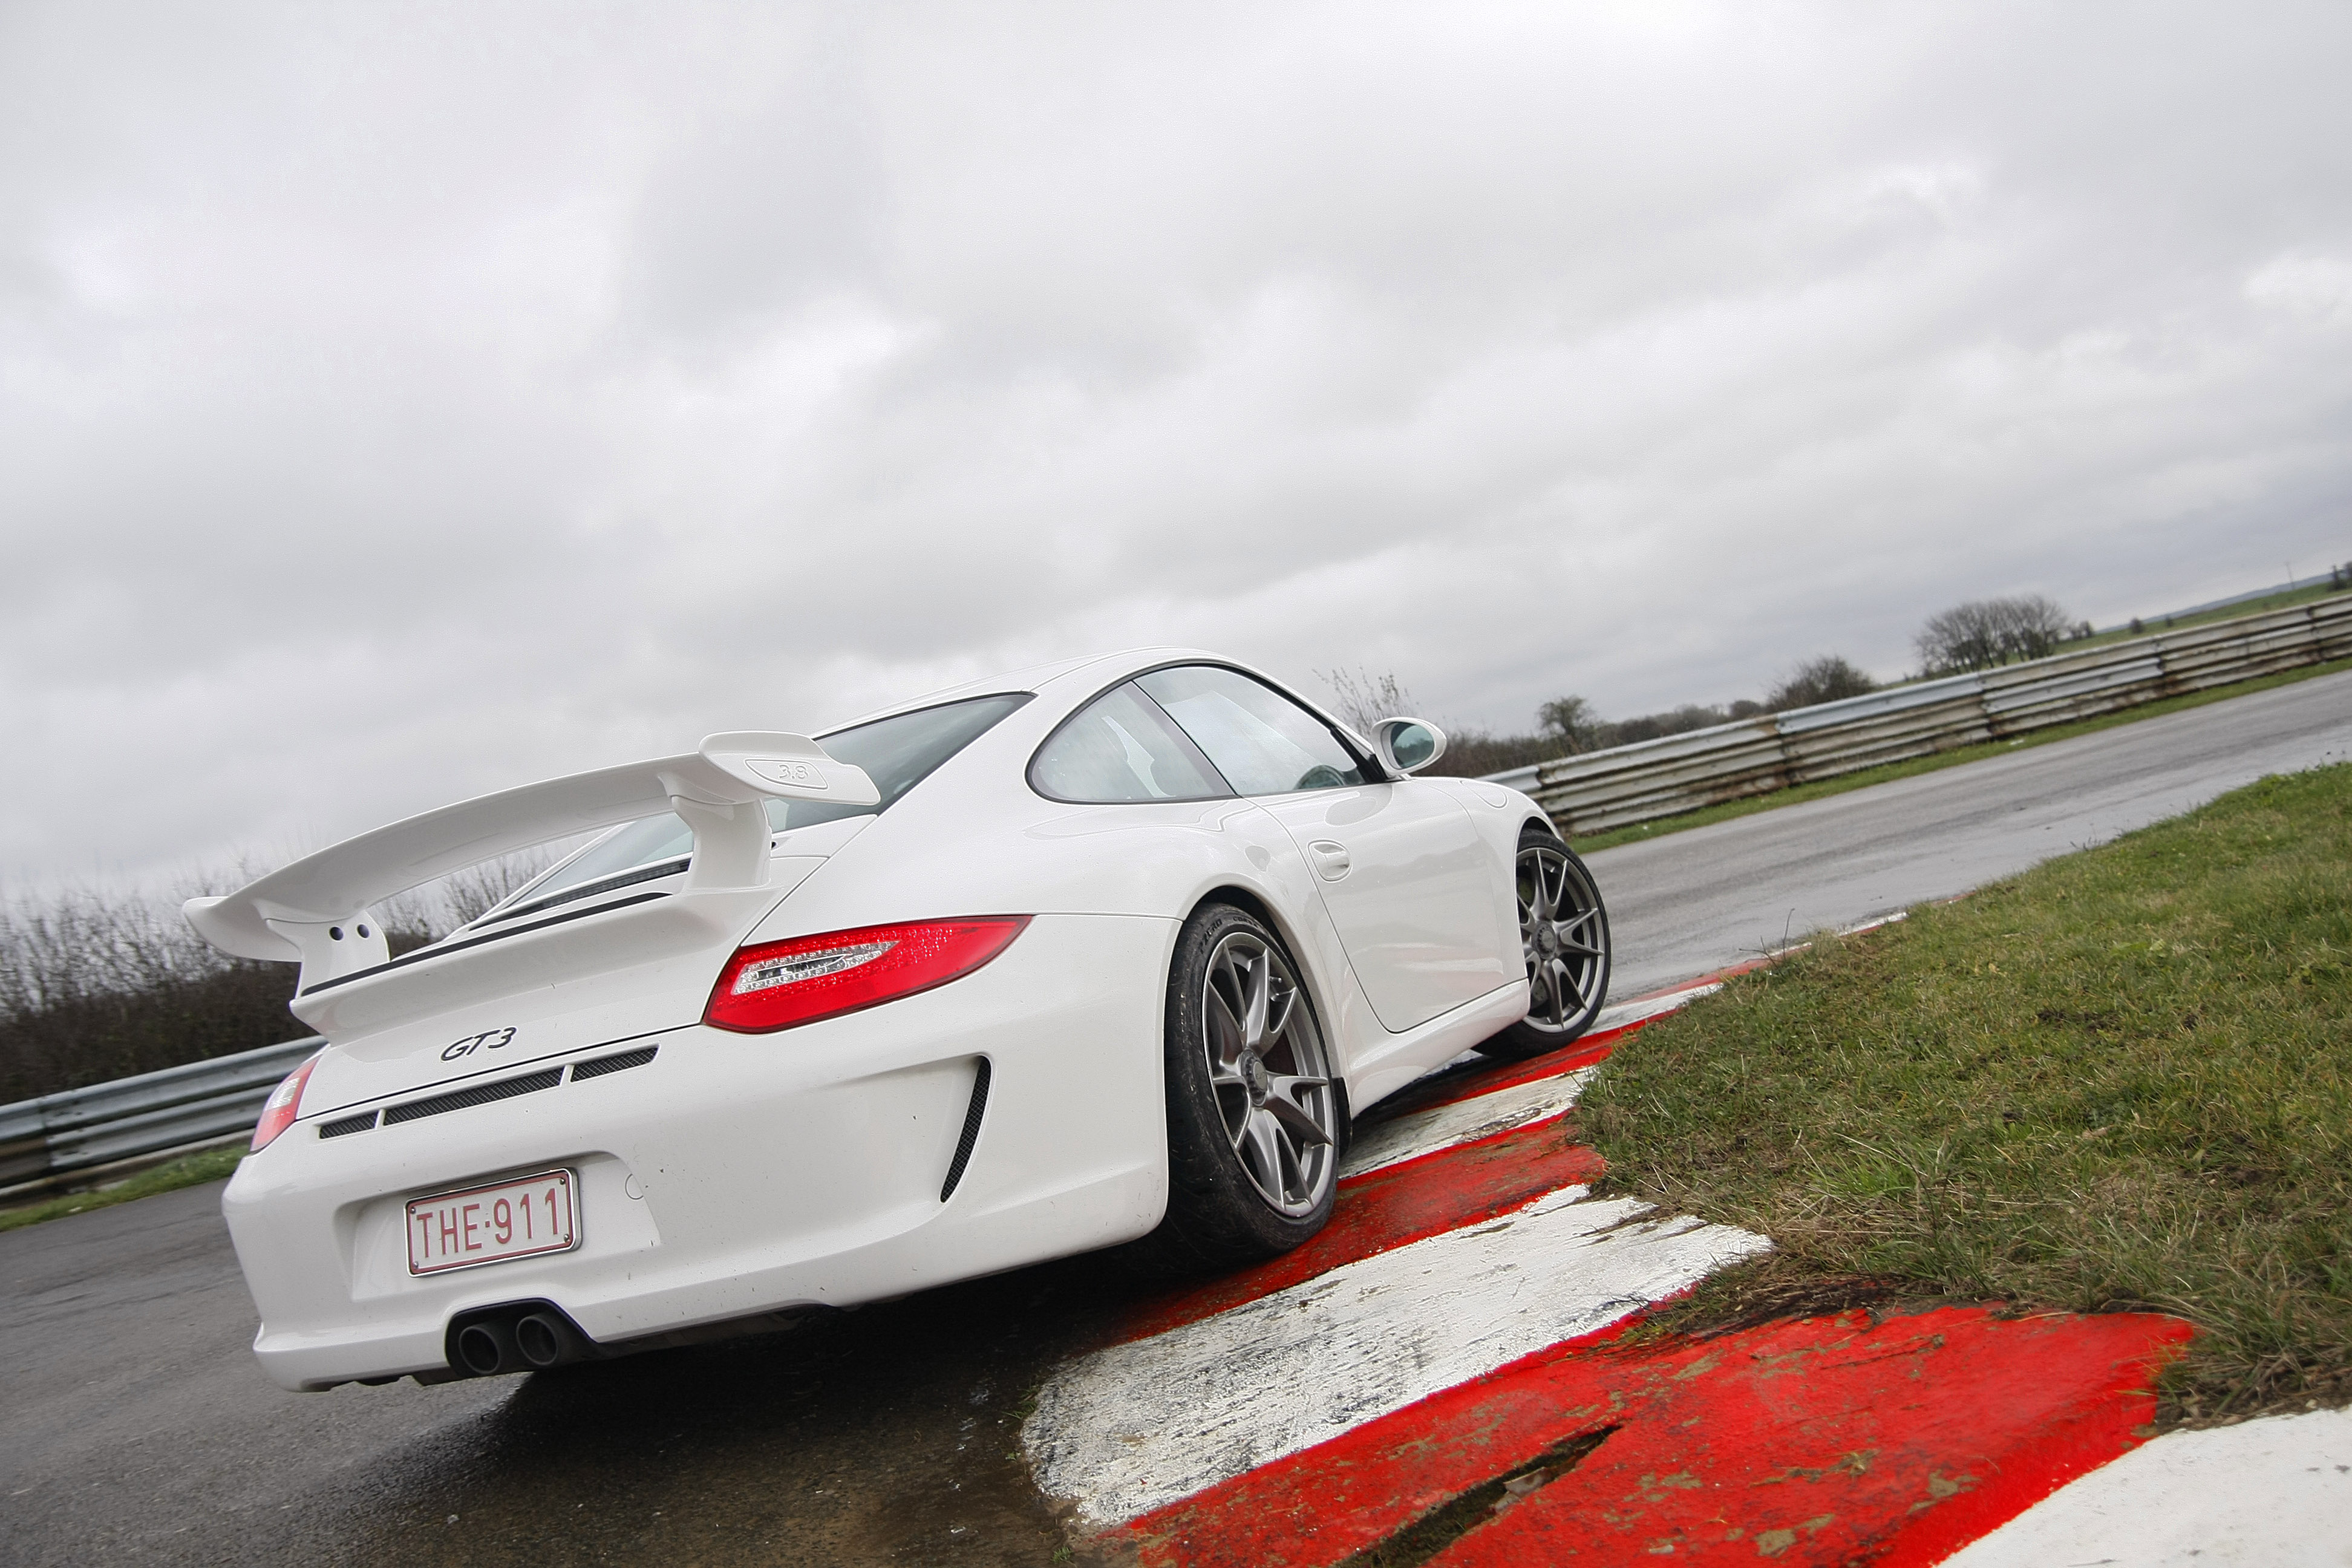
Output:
left=1126, top=903, right=1341, bottom=1275
left=1478, top=823, right=1612, bottom=1060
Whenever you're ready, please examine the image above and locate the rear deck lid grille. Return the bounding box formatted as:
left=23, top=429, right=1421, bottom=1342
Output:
left=383, top=1067, right=563, bottom=1125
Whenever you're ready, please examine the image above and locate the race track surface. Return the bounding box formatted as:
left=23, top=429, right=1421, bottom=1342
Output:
left=1594, top=669, right=2352, bottom=998
left=5, top=670, right=2348, bottom=1566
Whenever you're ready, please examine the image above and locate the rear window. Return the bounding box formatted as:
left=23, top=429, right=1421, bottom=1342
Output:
left=1028, top=681, right=1233, bottom=803
left=516, top=694, right=1031, bottom=904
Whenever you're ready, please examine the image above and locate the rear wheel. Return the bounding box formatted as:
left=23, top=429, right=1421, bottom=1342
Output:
left=1478, top=825, right=1611, bottom=1059
left=1130, top=903, right=1340, bottom=1274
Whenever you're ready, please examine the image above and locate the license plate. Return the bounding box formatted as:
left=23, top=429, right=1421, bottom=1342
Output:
left=406, top=1169, right=578, bottom=1276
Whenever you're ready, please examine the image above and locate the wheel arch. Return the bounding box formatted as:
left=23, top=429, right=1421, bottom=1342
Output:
left=1181, top=882, right=1359, bottom=1131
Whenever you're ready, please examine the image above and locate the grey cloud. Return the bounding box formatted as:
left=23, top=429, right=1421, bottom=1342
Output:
left=2, top=0, right=2348, bottom=889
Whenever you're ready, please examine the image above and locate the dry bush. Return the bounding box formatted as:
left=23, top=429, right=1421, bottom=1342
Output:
left=1765, top=655, right=1877, bottom=712
left=1, top=846, right=567, bottom=1103
left=0, top=878, right=301, bottom=1102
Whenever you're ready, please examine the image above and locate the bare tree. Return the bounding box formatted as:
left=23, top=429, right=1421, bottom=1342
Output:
left=1537, top=694, right=1604, bottom=753
left=378, top=846, right=568, bottom=944
left=1765, top=655, right=1877, bottom=712
left=1316, top=667, right=1420, bottom=737
left=1915, top=595, right=2074, bottom=675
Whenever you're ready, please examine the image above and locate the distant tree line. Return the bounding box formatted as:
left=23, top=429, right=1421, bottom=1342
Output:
left=1330, top=591, right=2108, bottom=780
left=1324, top=653, right=1881, bottom=779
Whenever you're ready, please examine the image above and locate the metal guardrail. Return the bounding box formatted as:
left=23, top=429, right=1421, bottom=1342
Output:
left=0, top=1035, right=322, bottom=1193
left=1490, top=593, right=2352, bottom=836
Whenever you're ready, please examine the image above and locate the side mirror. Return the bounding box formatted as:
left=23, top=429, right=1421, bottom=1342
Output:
left=1373, top=717, right=1447, bottom=775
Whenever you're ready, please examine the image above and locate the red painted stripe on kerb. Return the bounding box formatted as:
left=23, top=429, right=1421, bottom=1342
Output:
left=1119, top=1305, right=2193, bottom=1567
left=1368, top=1027, right=1628, bottom=1121
left=1370, top=961, right=1756, bottom=1124
left=1116, top=1119, right=1606, bottom=1343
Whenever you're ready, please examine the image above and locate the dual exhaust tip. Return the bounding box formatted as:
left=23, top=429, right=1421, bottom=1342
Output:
left=448, top=1301, right=588, bottom=1377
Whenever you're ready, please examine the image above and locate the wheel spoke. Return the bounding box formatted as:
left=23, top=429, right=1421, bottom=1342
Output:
left=1263, top=982, right=1297, bottom=1050
left=1273, top=1119, right=1305, bottom=1203
left=1241, top=951, right=1272, bottom=1052
left=1265, top=1089, right=1333, bottom=1148
left=1206, top=987, right=1249, bottom=1076
left=1547, top=958, right=1576, bottom=1024
left=1238, top=1108, right=1285, bottom=1187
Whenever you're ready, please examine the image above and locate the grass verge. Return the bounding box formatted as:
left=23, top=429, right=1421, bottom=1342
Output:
left=1572, top=653, right=2352, bottom=855
left=1579, top=764, right=2352, bottom=1423
left=0, top=1142, right=245, bottom=1233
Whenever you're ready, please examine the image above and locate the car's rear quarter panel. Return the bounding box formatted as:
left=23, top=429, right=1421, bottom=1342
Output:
left=226, top=912, right=1172, bottom=1389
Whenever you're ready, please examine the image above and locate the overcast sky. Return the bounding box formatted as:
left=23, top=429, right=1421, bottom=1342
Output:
left=4, top=1, right=2348, bottom=891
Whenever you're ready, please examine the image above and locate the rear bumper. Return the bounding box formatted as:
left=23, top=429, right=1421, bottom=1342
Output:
left=223, top=913, right=1175, bottom=1390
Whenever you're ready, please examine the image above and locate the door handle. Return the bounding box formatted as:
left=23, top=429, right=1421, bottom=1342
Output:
left=1307, top=840, right=1351, bottom=881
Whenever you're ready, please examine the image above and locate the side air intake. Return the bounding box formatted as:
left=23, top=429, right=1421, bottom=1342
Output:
left=939, top=1058, right=991, bottom=1202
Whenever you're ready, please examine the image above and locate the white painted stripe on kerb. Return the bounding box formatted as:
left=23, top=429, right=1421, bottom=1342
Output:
left=1341, top=1066, right=1598, bottom=1178
left=1025, top=1186, right=1770, bottom=1527
left=1941, top=1405, right=2352, bottom=1568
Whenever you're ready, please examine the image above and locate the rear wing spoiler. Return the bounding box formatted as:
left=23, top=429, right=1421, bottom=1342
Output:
left=183, top=733, right=877, bottom=993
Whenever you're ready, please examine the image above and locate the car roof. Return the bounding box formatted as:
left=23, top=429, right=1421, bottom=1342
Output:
left=817, top=647, right=1233, bottom=736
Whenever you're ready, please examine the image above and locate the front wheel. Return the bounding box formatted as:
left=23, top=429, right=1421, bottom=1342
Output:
left=1478, top=825, right=1612, bottom=1059
left=1128, top=903, right=1341, bottom=1275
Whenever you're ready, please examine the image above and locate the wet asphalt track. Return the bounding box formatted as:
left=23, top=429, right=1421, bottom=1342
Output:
left=5, top=669, right=2350, bottom=1567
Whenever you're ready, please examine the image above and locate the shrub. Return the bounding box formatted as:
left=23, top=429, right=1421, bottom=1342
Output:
left=0, top=883, right=300, bottom=1102
left=1608, top=704, right=1732, bottom=745
left=0, top=851, right=558, bottom=1103
left=1764, top=655, right=1876, bottom=713
left=1537, top=694, right=1605, bottom=753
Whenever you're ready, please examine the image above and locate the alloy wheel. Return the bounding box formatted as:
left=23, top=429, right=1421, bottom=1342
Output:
left=1517, top=840, right=1607, bottom=1033
left=1200, top=930, right=1336, bottom=1216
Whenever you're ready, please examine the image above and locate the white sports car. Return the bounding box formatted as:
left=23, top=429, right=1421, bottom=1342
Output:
left=188, top=650, right=1610, bottom=1391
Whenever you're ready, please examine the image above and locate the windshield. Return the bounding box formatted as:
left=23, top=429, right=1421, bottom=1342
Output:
left=505, top=693, right=1031, bottom=910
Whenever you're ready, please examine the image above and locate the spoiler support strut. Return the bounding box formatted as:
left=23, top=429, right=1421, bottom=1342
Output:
left=185, top=732, right=878, bottom=996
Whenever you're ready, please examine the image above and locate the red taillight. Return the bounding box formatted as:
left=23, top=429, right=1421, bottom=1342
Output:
left=252, top=1052, right=322, bottom=1152
left=704, top=917, right=1031, bottom=1034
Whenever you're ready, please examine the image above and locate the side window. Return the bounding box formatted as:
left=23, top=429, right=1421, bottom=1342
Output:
left=1135, top=666, right=1367, bottom=796
left=1030, top=682, right=1235, bottom=803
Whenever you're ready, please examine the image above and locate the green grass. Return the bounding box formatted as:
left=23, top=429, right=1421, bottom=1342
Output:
left=0, top=1142, right=245, bottom=1233
left=1571, top=653, right=2352, bottom=855
left=1579, top=764, right=2352, bottom=1423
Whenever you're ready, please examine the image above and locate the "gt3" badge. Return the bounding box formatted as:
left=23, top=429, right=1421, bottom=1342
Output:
left=441, top=1026, right=518, bottom=1061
